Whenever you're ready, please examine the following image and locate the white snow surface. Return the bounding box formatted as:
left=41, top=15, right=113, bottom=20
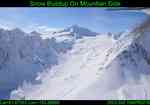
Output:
left=11, top=20, right=150, bottom=100
left=1, top=20, right=150, bottom=100
left=11, top=35, right=117, bottom=99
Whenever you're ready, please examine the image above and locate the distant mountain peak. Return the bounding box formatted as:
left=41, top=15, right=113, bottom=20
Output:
left=67, top=24, right=89, bottom=31
left=69, top=24, right=80, bottom=30
left=30, top=31, right=41, bottom=36
left=62, top=25, right=99, bottom=38
left=11, top=28, right=24, bottom=33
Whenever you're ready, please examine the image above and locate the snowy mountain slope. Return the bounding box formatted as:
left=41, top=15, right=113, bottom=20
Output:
left=0, top=28, right=74, bottom=99
left=10, top=18, right=150, bottom=100
left=0, top=25, right=103, bottom=99
left=10, top=35, right=116, bottom=99
left=75, top=18, right=150, bottom=100
left=111, top=18, right=150, bottom=99
left=70, top=18, right=150, bottom=100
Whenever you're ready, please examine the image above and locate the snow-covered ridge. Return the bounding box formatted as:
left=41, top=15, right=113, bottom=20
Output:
left=37, top=25, right=100, bottom=41
left=0, top=25, right=104, bottom=99
left=60, top=25, right=99, bottom=37
left=0, top=27, right=74, bottom=99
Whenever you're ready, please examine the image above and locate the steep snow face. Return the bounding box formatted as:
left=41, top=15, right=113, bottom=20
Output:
left=10, top=35, right=121, bottom=99
left=84, top=18, right=150, bottom=100
left=0, top=25, right=101, bottom=99
left=110, top=19, right=150, bottom=99
left=58, top=19, right=150, bottom=100
left=0, top=28, right=74, bottom=99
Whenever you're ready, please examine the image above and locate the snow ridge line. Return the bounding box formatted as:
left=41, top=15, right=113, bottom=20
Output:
left=96, top=21, right=145, bottom=74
